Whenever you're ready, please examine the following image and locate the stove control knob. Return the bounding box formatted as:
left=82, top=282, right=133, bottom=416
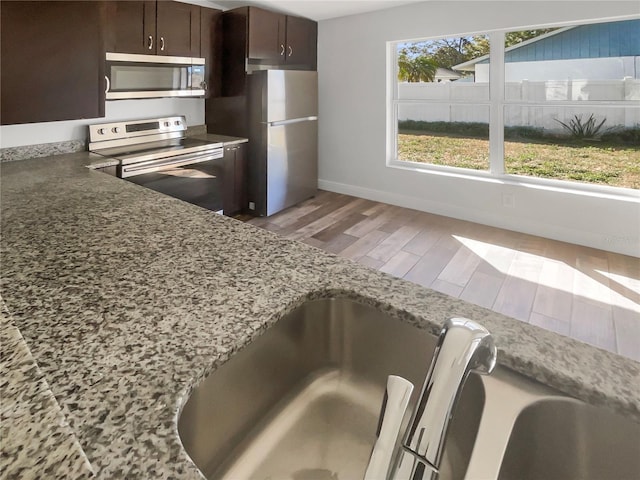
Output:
left=164, top=121, right=171, bottom=127
left=97, top=128, right=107, bottom=135
left=112, top=127, right=120, bottom=134
left=175, top=120, right=181, bottom=126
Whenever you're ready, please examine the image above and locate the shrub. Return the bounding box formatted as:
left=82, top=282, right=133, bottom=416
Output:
left=554, top=114, right=608, bottom=140
left=600, top=126, right=640, bottom=146
left=504, top=125, right=546, bottom=140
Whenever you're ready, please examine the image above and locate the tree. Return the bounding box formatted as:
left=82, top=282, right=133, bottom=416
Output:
left=397, top=29, right=556, bottom=73
left=505, top=29, right=556, bottom=47
left=398, top=54, right=438, bottom=82
left=431, top=44, right=467, bottom=70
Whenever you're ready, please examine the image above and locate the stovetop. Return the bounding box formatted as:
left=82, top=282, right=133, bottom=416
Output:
left=92, top=137, right=223, bottom=166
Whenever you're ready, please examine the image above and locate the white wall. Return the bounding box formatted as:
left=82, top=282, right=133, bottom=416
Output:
left=318, top=1, right=640, bottom=257
left=0, top=98, right=204, bottom=148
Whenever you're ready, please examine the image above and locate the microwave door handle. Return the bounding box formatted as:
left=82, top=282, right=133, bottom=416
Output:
left=104, top=75, right=110, bottom=94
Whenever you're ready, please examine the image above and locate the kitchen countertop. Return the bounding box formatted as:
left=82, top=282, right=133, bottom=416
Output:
left=1, top=151, right=639, bottom=478
left=190, top=133, right=248, bottom=146
left=0, top=299, right=94, bottom=479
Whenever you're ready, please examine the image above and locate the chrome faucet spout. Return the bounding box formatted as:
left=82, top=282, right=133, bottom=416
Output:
left=365, top=317, right=497, bottom=480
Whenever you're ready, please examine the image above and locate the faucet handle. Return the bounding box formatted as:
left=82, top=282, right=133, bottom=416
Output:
left=365, top=375, right=414, bottom=480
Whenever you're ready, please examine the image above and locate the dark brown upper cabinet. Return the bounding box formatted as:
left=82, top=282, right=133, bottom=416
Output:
left=283, top=15, right=317, bottom=68
left=225, top=6, right=317, bottom=70
left=157, top=1, right=200, bottom=57
left=247, top=7, right=285, bottom=64
left=106, top=1, right=200, bottom=57
left=106, top=1, right=154, bottom=54
left=200, top=6, right=223, bottom=98
left=1, top=1, right=106, bottom=125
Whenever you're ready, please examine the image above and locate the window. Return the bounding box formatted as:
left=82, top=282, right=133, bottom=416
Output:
left=390, top=18, right=640, bottom=190
left=394, top=34, right=490, bottom=171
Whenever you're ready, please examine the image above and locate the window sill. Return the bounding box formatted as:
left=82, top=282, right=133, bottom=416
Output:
left=387, top=159, right=640, bottom=203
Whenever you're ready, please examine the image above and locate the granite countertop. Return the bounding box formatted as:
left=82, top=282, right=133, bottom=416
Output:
left=0, top=299, right=93, bottom=479
left=190, top=133, right=248, bottom=146
left=1, top=151, right=639, bottom=478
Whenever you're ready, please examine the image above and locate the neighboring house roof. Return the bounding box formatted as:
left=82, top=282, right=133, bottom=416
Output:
left=453, top=19, right=640, bottom=72
left=434, top=67, right=462, bottom=81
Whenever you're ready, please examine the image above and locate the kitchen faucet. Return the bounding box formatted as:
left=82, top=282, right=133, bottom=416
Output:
left=365, top=318, right=497, bottom=480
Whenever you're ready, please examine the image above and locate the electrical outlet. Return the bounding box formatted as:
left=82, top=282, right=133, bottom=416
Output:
left=502, top=193, right=515, bottom=208
left=249, top=201, right=256, bottom=210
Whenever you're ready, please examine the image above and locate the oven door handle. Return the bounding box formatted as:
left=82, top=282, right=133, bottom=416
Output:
left=121, top=150, right=223, bottom=178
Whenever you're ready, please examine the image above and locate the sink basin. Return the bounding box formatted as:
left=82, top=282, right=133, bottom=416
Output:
left=178, top=297, right=640, bottom=480
left=178, top=298, right=485, bottom=480
left=498, top=398, right=640, bottom=480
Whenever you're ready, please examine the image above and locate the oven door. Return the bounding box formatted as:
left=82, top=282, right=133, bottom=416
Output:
left=125, top=156, right=227, bottom=214
left=119, top=149, right=223, bottom=178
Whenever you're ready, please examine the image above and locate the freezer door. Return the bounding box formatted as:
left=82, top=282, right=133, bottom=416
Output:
left=266, top=118, right=318, bottom=216
left=266, top=70, right=318, bottom=123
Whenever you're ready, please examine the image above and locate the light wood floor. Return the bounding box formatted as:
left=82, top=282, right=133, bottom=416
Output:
left=246, top=190, right=640, bottom=362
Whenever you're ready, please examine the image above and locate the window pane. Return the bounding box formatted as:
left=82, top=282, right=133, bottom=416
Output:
left=504, top=105, right=640, bottom=188
left=502, top=20, right=640, bottom=102
left=397, top=103, right=490, bottom=170
left=396, top=35, right=489, bottom=100
left=394, top=35, right=491, bottom=170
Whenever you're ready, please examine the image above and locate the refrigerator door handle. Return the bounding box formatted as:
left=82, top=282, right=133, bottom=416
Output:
left=267, top=116, right=318, bottom=127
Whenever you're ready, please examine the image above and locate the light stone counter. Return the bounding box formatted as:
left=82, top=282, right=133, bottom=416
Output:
left=0, top=299, right=94, bottom=479
left=1, top=152, right=639, bottom=478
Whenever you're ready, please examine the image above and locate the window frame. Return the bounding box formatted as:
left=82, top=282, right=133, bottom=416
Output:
left=387, top=17, right=640, bottom=198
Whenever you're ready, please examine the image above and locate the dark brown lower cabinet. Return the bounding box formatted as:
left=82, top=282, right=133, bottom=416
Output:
left=223, top=143, right=247, bottom=215
left=1, top=1, right=106, bottom=125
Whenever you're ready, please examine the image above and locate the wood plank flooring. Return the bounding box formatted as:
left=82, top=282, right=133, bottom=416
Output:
left=246, top=191, right=640, bottom=361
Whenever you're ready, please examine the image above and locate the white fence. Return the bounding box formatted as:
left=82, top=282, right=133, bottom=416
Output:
left=398, top=79, right=640, bottom=131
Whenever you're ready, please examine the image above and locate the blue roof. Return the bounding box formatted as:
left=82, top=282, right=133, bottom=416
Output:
left=505, top=19, right=640, bottom=63
left=469, top=19, right=640, bottom=67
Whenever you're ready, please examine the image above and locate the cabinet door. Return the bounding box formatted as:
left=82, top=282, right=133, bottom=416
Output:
left=106, top=1, right=156, bottom=54
left=233, top=144, right=247, bottom=214
left=247, top=7, right=285, bottom=63
left=200, top=6, right=222, bottom=98
left=222, top=144, right=247, bottom=215
left=156, top=1, right=200, bottom=57
left=222, top=146, right=237, bottom=215
left=285, top=16, right=317, bottom=69
left=1, top=1, right=106, bottom=125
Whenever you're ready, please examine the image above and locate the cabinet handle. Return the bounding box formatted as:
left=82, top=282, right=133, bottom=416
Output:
left=288, top=45, right=293, bottom=57
left=160, top=36, right=165, bottom=51
left=280, top=44, right=285, bottom=56
left=147, top=35, right=153, bottom=50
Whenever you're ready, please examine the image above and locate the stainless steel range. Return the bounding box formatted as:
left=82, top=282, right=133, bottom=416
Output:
left=89, top=116, right=228, bottom=213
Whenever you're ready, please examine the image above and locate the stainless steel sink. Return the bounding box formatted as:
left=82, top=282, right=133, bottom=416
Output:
left=178, top=298, right=485, bottom=480
left=178, top=297, right=640, bottom=480
left=497, top=398, right=640, bottom=480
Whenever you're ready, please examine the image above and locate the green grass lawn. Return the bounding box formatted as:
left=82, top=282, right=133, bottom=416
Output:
left=398, top=131, right=640, bottom=189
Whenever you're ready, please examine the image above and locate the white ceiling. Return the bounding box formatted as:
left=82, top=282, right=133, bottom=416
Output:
left=205, top=0, right=426, bottom=21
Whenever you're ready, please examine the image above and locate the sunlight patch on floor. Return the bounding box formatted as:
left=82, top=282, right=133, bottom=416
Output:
left=454, top=235, right=639, bottom=312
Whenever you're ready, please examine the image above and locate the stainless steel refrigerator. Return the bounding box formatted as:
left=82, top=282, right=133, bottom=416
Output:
left=247, top=70, right=318, bottom=217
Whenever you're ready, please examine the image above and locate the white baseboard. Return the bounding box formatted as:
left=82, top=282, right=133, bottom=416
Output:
left=317, top=179, right=638, bottom=257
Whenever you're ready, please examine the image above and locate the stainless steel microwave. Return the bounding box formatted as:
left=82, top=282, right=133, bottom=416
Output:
left=105, top=52, right=206, bottom=99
